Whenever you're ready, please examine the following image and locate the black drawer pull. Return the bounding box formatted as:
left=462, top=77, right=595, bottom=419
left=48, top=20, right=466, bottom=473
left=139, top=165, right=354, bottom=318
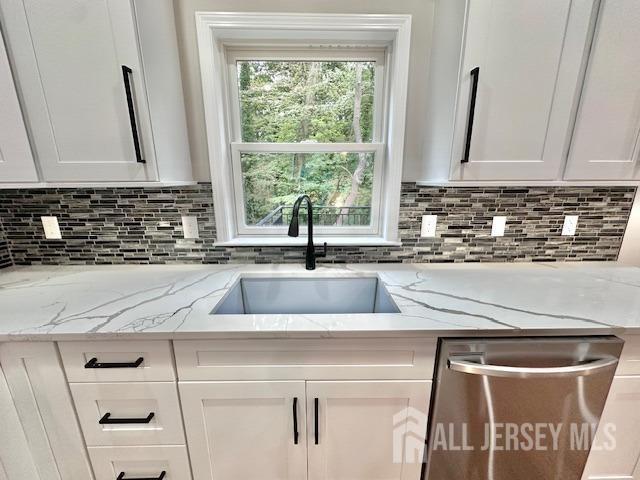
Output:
left=293, top=397, right=299, bottom=445
left=461, top=66, right=480, bottom=164
left=116, top=471, right=166, bottom=480
left=99, top=412, right=155, bottom=425
left=121, top=65, right=145, bottom=163
left=84, top=357, right=144, bottom=369
left=314, top=397, right=319, bottom=445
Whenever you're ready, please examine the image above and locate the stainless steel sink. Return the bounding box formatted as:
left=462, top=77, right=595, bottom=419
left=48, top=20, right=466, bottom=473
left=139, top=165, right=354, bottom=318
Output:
left=212, top=276, right=400, bottom=315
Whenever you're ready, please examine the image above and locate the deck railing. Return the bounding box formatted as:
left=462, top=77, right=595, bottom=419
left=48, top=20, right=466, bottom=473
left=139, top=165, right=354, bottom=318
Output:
left=256, top=205, right=371, bottom=227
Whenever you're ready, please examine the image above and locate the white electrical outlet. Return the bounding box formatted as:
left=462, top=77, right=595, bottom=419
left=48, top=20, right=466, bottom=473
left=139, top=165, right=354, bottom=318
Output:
left=420, top=215, right=438, bottom=237
left=491, top=216, right=507, bottom=237
left=41, top=216, right=62, bottom=239
left=181, top=216, right=199, bottom=239
left=562, top=215, right=579, bottom=236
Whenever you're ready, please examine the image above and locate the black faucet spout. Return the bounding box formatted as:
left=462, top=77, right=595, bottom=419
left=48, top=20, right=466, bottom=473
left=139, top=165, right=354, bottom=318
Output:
left=287, top=195, right=326, bottom=270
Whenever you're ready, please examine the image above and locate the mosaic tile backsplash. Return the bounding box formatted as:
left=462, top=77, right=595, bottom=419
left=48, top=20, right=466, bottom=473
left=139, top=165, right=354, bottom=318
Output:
left=0, top=183, right=635, bottom=267
left=0, top=227, right=11, bottom=269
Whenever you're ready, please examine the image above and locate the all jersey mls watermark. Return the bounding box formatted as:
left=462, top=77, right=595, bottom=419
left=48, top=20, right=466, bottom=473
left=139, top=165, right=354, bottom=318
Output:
left=392, top=407, right=616, bottom=464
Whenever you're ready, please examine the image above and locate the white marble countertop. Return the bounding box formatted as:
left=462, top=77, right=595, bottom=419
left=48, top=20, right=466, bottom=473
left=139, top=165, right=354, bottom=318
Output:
left=0, top=262, right=639, bottom=341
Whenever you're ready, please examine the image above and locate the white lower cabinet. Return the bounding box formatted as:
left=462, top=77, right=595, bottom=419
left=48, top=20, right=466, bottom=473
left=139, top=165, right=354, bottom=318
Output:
left=582, top=376, right=640, bottom=480
left=0, top=342, right=94, bottom=480
left=5, top=338, right=638, bottom=480
left=180, top=381, right=308, bottom=480
left=89, top=445, right=191, bottom=480
left=179, top=379, right=431, bottom=480
left=0, top=362, right=41, bottom=479
left=58, top=340, right=190, bottom=480
left=306, top=381, right=430, bottom=480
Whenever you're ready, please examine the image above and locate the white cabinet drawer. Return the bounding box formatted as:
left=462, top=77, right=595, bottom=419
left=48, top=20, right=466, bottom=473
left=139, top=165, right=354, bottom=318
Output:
left=59, top=341, right=175, bottom=382
left=89, top=445, right=191, bottom=480
left=174, top=338, right=437, bottom=381
left=617, top=335, right=640, bottom=376
left=70, top=382, right=184, bottom=446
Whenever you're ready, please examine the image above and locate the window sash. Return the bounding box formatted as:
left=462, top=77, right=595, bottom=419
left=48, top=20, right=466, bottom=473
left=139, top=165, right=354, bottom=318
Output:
left=230, top=142, right=384, bottom=236
left=226, top=47, right=388, bottom=144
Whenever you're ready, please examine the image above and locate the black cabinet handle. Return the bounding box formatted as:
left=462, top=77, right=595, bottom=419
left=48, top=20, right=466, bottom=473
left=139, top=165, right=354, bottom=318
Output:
left=116, top=471, right=165, bottom=480
left=84, top=357, right=144, bottom=369
left=314, top=397, right=319, bottom=445
left=121, top=65, right=145, bottom=164
left=99, top=412, right=154, bottom=424
left=293, top=397, right=299, bottom=444
left=461, top=66, right=480, bottom=164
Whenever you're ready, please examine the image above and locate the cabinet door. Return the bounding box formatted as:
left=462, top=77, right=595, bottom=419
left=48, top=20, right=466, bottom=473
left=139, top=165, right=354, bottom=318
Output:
left=582, top=377, right=640, bottom=480
left=307, top=380, right=430, bottom=480
left=0, top=31, right=37, bottom=182
left=180, top=381, right=307, bottom=480
left=450, top=0, right=596, bottom=180
left=565, top=0, right=640, bottom=180
left=0, top=363, right=40, bottom=479
left=0, top=0, right=155, bottom=182
left=0, top=342, right=93, bottom=480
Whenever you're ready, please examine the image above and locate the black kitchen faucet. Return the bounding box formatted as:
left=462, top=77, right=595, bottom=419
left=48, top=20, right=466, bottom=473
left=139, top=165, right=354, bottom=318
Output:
left=287, top=194, right=327, bottom=270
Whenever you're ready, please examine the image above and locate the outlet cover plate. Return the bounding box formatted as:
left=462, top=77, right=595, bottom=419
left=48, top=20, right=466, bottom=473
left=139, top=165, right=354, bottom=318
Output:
left=41, top=216, right=62, bottom=239
left=420, top=215, right=438, bottom=237
left=562, top=215, right=579, bottom=236
left=491, top=216, right=507, bottom=237
left=181, top=216, right=199, bottom=239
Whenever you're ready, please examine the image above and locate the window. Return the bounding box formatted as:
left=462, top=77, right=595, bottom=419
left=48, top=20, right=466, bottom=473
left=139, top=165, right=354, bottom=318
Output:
left=229, top=49, right=385, bottom=236
left=196, top=14, right=412, bottom=244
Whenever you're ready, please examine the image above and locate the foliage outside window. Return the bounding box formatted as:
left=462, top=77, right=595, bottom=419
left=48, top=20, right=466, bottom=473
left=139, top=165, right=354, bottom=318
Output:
left=228, top=50, right=385, bottom=235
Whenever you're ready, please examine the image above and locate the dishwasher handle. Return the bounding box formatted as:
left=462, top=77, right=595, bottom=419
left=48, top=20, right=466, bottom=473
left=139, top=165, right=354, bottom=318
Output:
left=448, top=357, right=618, bottom=379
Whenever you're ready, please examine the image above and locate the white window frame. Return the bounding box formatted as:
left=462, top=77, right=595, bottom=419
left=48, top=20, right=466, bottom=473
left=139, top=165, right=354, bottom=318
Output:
left=229, top=47, right=386, bottom=236
left=195, top=13, right=412, bottom=246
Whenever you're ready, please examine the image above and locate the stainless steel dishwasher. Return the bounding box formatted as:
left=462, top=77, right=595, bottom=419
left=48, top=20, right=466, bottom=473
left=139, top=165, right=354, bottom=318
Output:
left=424, top=336, right=623, bottom=480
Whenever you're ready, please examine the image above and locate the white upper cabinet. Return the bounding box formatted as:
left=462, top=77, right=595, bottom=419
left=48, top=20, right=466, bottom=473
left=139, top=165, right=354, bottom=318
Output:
left=449, top=0, right=597, bottom=180
left=565, top=0, right=640, bottom=180
left=424, top=0, right=605, bottom=182
left=0, top=31, right=37, bottom=182
left=0, top=0, right=191, bottom=183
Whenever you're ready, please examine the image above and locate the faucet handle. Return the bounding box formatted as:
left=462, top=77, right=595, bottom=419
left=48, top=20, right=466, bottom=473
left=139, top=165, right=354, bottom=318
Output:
left=315, top=242, right=328, bottom=258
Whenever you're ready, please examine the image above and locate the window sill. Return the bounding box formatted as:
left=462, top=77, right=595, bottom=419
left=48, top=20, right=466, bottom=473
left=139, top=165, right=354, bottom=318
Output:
left=214, top=236, right=402, bottom=247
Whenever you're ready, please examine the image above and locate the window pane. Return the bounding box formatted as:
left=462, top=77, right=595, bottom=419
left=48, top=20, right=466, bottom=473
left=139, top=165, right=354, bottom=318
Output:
left=237, top=60, right=375, bottom=143
left=240, top=152, right=374, bottom=227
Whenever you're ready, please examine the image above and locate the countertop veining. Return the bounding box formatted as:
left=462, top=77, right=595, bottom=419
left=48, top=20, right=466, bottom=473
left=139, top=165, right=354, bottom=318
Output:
left=0, top=262, right=639, bottom=340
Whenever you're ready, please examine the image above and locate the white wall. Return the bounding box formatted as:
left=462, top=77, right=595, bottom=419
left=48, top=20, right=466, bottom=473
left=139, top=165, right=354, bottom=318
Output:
left=172, top=0, right=436, bottom=182
left=619, top=193, right=640, bottom=265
